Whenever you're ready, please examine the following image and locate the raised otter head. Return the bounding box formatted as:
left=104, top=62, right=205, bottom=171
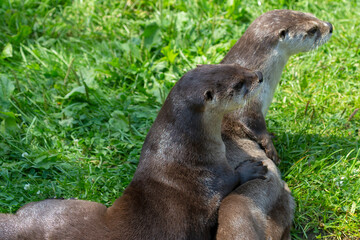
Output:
left=222, top=9, right=333, bottom=67
left=172, top=64, right=263, bottom=114
left=260, top=10, right=333, bottom=54
left=221, top=10, right=333, bottom=115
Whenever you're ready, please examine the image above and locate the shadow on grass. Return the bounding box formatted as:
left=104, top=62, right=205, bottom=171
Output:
left=275, top=131, right=359, bottom=173
left=274, top=131, right=359, bottom=239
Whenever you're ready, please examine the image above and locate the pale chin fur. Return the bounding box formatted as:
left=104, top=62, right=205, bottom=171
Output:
left=259, top=30, right=332, bottom=116
left=231, top=82, right=261, bottom=114
left=311, top=33, right=332, bottom=51
left=207, top=95, right=244, bottom=113
left=220, top=88, right=252, bottom=113
left=258, top=44, right=289, bottom=116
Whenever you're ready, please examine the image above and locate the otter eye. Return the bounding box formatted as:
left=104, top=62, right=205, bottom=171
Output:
left=308, top=26, right=318, bottom=35
left=279, top=29, right=287, bottom=39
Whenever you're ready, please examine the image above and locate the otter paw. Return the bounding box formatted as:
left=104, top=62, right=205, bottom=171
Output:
left=265, top=144, right=280, bottom=165
left=235, top=160, right=268, bottom=184
left=261, top=135, right=280, bottom=165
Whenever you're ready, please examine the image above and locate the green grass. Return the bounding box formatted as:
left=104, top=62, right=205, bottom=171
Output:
left=0, top=0, right=359, bottom=239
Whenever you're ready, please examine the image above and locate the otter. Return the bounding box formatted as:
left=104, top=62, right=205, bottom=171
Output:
left=216, top=10, right=333, bottom=239
left=221, top=9, right=333, bottom=163
left=0, top=64, right=267, bottom=240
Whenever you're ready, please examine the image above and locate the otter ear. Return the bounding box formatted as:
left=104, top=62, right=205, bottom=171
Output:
left=279, top=29, right=287, bottom=40
left=204, top=90, right=214, bottom=101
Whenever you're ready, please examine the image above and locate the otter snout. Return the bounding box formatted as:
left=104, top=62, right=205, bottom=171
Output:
left=255, top=71, right=263, bottom=83
left=326, top=22, right=333, bottom=34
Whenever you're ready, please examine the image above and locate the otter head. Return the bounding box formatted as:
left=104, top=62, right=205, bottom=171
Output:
left=251, top=10, right=333, bottom=56
left=219, top=10, right=333, bottom=116
left=174, top=64, right=263, bottom=114
left=222, top=10, right=333, bottom=68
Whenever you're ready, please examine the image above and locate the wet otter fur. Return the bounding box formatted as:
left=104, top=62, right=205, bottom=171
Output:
left=0, top=64, right=267, bottom=240
left=216, top=10, right=333, bottom=239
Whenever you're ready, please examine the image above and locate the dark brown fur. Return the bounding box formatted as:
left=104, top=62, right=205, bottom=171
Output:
left=0, top=64, right=267, bottom=240
left=216, top=10, right=332, bottom=239
left=216, top=138, right=294, bottom=240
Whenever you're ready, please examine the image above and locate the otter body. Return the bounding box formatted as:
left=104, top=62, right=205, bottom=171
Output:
left=221, top=9, right=332, bottom=163
left=217, top=139, right=294, bottom=240
left=217, top=10, right=332, bottom=239
left=0, top=64, right=267, bottom=240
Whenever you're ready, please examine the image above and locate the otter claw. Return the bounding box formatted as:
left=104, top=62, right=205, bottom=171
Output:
left=265, top=147, right=280, bottom=165
left=261, top=135, right=280, bottom=165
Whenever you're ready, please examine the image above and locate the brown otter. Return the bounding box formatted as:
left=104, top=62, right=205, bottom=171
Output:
left=221, top=9, right=333, bottom=163
left=216, top=10, right=333, bottom=239
left=0, top=64, right=267, bottom=240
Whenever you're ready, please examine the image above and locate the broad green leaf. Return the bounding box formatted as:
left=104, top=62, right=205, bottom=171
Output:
left=161, top=46, right=178, bottom=64
left=0, top=111, right=18, bottom=133
left=143, top=22, right=161, bottom=47
left=59, top=117, right=75, bottom=127
left=62, top=103, right=89, bottom=118
left=0, top=75, right=15, bottom=110
left=64, top=86, right=86, bottom=99
left=33, top=155, right=57, bottom=170
left=107, top=58, right=120, bottom=68
left=1, top=43, right=13, bottom=58
left=80, top=68, right=98, bottom=90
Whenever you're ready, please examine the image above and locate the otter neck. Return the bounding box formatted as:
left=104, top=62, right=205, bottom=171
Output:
left=201, top=110, right=226, bottom=150
left=139, top=103, right=226, bottom=168
left=173, top=108, right=226, bottom=156
left=223, top=44, right=290, bottom=116
left=258, top=46, right=290, bottom=115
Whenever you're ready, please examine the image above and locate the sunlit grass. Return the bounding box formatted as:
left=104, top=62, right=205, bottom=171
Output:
left=0, top=0, right=359, bottom=238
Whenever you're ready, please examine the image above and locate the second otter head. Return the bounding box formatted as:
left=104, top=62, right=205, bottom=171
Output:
left=172, top=64, right=262, bottom=114
left=249, top=10, right=333, bottom=55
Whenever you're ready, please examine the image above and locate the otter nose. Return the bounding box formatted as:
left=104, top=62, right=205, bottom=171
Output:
left=326, top=22, right=333, bottom=34
left=255, top=71, right=263, bottom=83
